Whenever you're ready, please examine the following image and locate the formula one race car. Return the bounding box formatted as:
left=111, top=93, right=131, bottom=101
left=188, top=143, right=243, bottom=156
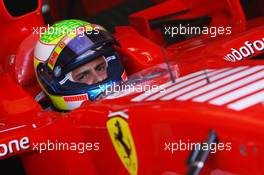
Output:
left=0, top=0, right=264, bottom=175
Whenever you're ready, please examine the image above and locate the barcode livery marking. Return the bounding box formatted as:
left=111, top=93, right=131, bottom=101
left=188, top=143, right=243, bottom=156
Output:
left=132, top=66, right=264, bottom=111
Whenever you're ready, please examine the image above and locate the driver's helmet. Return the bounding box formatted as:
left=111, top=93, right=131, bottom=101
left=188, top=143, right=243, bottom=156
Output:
left=33, top=20, right=127, bottom=110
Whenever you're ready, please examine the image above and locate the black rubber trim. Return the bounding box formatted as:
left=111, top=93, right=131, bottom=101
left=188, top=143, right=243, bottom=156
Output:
left=3, top=0, right=38, bottom=17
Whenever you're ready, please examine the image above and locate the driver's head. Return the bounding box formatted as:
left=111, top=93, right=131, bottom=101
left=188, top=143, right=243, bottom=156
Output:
left=71, top=56, right=108, bottom=85
left=34, top=20, right=127, bottom=110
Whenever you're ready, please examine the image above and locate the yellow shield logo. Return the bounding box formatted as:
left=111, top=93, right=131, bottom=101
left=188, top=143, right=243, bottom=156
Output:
left=107, top=116, right=138, bottom=175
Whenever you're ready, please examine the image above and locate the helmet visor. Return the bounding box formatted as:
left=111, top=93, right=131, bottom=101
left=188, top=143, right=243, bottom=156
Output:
left=55, top=30, right=117, bottom=70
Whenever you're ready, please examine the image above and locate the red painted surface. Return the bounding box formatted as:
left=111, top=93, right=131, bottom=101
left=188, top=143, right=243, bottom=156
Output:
left=0, top=0, right=44, bottom=68
left=0, top=0, right=263, bottom=175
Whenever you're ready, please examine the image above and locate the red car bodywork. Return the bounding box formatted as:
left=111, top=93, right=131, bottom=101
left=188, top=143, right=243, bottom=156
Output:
left=0, top=0, right=264, bottom=175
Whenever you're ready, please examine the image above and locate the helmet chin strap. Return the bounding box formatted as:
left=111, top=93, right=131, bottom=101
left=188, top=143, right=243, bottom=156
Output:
left=59, top=72, right=74, bottom=85
left=68, top=72, right=74, bottom=82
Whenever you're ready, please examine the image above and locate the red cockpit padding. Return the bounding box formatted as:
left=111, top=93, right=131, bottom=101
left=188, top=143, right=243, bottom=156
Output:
left=3, top=33, right=42, bottom=98
left=15, top=34, right=39, bottom=87
left=0, top=0, right=44, bottom=64
left=0, top=0, right=44, bottom=98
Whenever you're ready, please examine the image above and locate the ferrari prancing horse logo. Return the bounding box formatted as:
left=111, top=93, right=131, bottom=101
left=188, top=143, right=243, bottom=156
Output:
left=107, top=113, right=138, bottom=175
